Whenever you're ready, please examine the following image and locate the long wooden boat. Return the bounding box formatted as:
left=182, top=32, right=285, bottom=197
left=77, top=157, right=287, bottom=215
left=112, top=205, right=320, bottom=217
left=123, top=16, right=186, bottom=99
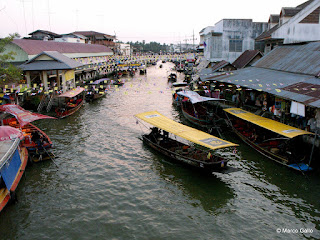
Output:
left=55, top=87, right=85, bottom=118
left=224, top=108, right=314, bottom=172
left=0, top=126, right=28, bottom=212
left=0, top=104, right=55, bottom=162
left=176, top=90, right=222, bottom=128
left=85, top=79, right=108, bottom=102
left=135, top=111, right=238, bottom=172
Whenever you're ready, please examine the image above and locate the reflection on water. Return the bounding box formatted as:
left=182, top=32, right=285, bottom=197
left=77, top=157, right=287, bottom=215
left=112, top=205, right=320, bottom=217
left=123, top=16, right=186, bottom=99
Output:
left=0, top=62, right=319, bottom=239
left=146, top=146, right=235, bottom=215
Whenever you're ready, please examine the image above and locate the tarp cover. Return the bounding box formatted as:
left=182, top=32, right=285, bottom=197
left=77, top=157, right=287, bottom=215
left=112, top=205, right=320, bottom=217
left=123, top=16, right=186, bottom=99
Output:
left=58, top=87, right=85, bottom=98
left=0, top=126, right=24, bottom=141
left=177, top=90, right=221, bottom=104
left=224, top=108, right=312, bottom=138
left=135, top=111, right=238, bottom=150
left=0, top=104, right=56, bottom=127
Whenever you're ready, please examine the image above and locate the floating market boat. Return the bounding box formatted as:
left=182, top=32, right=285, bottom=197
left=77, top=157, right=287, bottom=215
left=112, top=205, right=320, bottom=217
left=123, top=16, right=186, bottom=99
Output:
left=55, top=87, right=85, bottom=118
left=0, top=104, right=55, bottom=162
left=168, top=73, right=177, bottom=82
left=224, top=108, right=314, bottom=172
left=85, top=79, right=108, bottom=102
left=176, top=90, right=222, bottom=128
left=0, top=126, right=28, bottom=212
left=135, top=111, right=238, bottom=172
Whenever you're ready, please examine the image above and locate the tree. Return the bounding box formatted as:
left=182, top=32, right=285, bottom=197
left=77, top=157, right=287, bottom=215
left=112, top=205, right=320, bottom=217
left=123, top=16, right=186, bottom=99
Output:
left=0, top=33, right=22, bottom=86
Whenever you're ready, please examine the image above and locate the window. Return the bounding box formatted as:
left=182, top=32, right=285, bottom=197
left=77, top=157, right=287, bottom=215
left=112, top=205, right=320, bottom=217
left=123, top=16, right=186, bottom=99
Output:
left=229, top=39, right=243, bottom=52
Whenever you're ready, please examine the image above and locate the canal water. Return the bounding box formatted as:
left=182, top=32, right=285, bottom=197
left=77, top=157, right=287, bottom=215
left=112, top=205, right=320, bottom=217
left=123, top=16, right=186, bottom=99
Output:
left=1, top=62, right=320, bottom=239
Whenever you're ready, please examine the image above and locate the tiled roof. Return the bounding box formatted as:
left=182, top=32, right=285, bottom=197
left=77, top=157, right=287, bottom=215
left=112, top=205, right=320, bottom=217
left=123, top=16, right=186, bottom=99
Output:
left=12, top=39, right=112, bottom=55
left=232, top=50, right=263, bottom=69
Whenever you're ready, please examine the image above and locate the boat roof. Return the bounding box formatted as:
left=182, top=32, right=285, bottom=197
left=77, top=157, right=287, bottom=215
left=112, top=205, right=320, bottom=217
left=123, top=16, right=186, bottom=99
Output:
left=224, top=108, right=313, bottom=138
left=58, top=87, right=85, bottom=98
left=0, top=104, right=56, bottom=127
left=135, top=111, right=238, bottom=151
left=177, top=90, right=221, bottom=104
left=90, top=78, right=109, bottom=85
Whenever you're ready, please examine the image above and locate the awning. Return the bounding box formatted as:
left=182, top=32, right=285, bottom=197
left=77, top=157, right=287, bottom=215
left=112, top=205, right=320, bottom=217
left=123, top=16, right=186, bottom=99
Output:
left=177, top=90, right=221, bottom=104
left=0, top=104, right=56, bottom=127
left=135, top=111, right=238, bottom=150
left=201, top=67, right=320, bottom=108
left=58, top=87, right=85, bottom=98
left=224, top=108, right=313, bottom=138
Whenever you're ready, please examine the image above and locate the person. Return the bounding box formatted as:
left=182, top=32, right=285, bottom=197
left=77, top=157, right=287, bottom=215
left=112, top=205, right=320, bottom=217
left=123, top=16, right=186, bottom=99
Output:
left=307, top=116, right=317, bottom=132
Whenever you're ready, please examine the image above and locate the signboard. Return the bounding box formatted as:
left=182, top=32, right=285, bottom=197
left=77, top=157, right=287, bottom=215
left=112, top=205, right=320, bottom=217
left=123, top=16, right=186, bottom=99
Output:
left=290, top=101, right=305, bottom=117
left=65, top=70, right=75, bottom=81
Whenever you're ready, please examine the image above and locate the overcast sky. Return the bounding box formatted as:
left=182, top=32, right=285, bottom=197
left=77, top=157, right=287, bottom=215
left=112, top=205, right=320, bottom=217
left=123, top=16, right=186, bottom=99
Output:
left=0, top=0, right=306, bottom=44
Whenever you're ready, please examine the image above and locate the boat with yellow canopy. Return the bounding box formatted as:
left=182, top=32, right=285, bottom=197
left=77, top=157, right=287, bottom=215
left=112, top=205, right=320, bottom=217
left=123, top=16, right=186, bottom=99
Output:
left=224, top=108, right=314, bottom=172
left=135, top=111, right=238, bottom=172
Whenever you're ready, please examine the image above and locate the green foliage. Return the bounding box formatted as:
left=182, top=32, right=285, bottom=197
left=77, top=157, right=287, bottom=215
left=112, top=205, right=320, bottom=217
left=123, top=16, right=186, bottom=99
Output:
left=126, top=41, right=169, bottom=53
left=0, top=33, right=22, bottom=85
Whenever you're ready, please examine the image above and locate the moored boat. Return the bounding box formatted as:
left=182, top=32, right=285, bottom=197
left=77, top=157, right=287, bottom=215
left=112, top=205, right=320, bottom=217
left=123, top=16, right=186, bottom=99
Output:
left=168, top=73, right=177, bottom=82
left=85, top=79, right=108, bottom=102
left=224, top=108, right=314, bottom=172
left=55, top=87, right=85, bottom=118
left=0, top=104, right=55, bottom=162
left=135, top=111, right=238, bottom=172
left=176, top=90, right=222, bottom=128
left=0, top=126, right=28, bottom=212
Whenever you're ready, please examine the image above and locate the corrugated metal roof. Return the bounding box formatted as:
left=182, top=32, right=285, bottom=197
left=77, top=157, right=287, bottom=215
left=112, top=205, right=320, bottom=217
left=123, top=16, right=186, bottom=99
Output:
left=232, top=50, right=263, bottom=69
left=253, top=42, right=320, bottom=76
left=12, top=39, right=113, bottom=55
left=20, top=51, right=84, bottom=71
left=29, top=30, right=61, bottom=37
left=200, top=67, right=320, bottom=108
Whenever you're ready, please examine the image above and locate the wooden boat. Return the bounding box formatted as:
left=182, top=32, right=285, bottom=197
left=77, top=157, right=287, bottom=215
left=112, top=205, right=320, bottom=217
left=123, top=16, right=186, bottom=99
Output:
left=224, top=108, right=314, bottom=172
left=177, top=90, right=222, bottom=128
left=139, top=65, right=147, bottom=74
left=135, top=111, right=238, bottom=172
left=85, top=79, right=108, bottom=102
left=55, top=87, right=85, bottom=119
left=168, top=73, right=177, bottom=82
left=0, top=104, right=55, bottom=162
left=0, top=126, right=28, bottom=212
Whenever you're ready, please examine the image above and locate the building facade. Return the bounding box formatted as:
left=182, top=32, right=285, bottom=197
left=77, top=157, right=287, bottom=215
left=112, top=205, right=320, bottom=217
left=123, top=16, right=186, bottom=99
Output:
left=201, top=19, right=267, bottom=63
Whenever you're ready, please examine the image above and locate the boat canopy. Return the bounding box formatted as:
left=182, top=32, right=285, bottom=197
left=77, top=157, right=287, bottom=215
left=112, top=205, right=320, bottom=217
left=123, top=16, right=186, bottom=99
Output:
left=58, top=87, right=85, bottom=98
left=224, top=108, right=313, bottom=138
left=177, top=90, right=221, bottom=104
left=0, top=104, right=56, bottom=127
left=90, top=78, right=109, bottom=85
left=0, top=126, right=23, bottom=141
left=135, top=111, right=238, bottom=150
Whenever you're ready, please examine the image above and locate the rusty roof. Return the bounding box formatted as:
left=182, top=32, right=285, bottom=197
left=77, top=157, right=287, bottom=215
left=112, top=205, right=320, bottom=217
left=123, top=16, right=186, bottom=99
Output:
left=12, top=39, right=112, bottom=55
left=253, top=42, right=320, bottom=76
left=255, top=24, right=280, bottom=41
left=210, top=60, right=235, bottom=72
left=232, top=50, right=263, bottom=69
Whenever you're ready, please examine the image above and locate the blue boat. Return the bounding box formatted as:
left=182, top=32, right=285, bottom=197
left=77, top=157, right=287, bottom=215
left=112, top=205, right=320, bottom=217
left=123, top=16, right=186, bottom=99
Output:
left=0, top=126, right=28, bottom=212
